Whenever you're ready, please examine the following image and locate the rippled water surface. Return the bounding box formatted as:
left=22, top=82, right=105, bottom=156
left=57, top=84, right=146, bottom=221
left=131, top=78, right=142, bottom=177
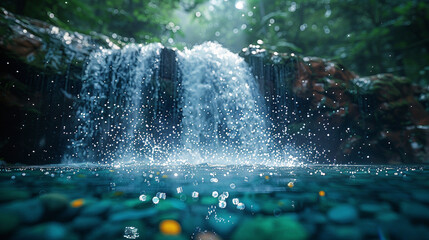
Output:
left=1, top=164, right=429, bottom=240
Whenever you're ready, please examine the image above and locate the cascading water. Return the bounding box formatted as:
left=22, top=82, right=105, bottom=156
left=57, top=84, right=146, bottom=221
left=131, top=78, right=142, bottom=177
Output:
left=67, top=43, right=163, bottom=163
left=66, top=42, right=274, bottom=164
left=177, top=42, right=270, bottom=163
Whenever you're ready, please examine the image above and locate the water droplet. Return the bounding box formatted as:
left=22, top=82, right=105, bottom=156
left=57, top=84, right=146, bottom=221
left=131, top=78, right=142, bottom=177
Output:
left=212, top=191, right=219, bottom=198
left=192, top=191, right=199, bottom=198
left=157, top=192, right=166, bottom=200
left=124, top=226, right=139, bottom=239
left=232, top=198, right=239, bottom=205
left=139, top=194, right=147, bottom=202
left=176, top=187, right=183, bottom=194
left=230, top=183, right=236, bottom=189
left=210, top=178, right=218, bottom=183
left=219, top=201, right=226, bottom=208
left=237, top=202, right=245, bottom=210
left=152, top=196, right=160, bottom=204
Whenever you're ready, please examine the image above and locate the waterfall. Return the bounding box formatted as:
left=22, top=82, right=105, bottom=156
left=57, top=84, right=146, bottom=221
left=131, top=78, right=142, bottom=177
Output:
left=177, top=42, right=270, bottom=163
left=67, top=43, right=162, bottom=163
left=66, top=42, right=272, bottom=164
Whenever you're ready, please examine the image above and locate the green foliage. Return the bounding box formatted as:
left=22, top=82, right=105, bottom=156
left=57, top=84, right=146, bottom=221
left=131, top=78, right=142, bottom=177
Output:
left=0, top=0, right=182, bottom=45
left=1, top=0, right=428, bottom=85
left=244, top=0, right=429, bottom=85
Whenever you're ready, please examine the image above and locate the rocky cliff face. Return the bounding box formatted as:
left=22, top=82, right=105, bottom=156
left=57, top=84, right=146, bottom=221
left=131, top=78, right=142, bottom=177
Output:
left=0, top=8, right=428, bottom=164
left=241, top=46, right=429, bottom=163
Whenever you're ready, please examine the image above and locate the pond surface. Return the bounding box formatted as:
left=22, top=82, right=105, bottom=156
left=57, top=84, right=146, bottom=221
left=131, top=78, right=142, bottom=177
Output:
left=1, top=164, right=429, bottom=240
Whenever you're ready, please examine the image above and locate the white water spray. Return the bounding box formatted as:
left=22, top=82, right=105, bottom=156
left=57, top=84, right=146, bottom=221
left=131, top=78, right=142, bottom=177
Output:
left=177, top=42, right=270, bottom=163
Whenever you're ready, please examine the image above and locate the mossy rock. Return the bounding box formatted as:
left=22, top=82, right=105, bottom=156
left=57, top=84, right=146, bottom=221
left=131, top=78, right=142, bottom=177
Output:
left=231, top=215, right=308, bottom=240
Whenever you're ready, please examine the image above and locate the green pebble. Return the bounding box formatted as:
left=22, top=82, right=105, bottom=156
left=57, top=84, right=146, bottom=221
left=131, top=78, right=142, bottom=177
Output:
left=232, top=216, right=308, bottom=240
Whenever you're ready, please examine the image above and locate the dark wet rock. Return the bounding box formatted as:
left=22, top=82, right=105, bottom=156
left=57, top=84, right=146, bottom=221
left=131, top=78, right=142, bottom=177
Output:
left=357, top=220, right=379, bottom=239
left=231, top=216, right=308, bottom=240
left=109, top=208, right=158, bottom=222
left=375, top=211, right=400, bottom=222
left=56, top=204, right=80, bottom=222
left=400, top=202, right=429, bottom=221
left=71, top=216, right=103, bottom=232
left=358, top=202, right=391, bottom=217
left=0, top=198, right=43, bottom=223
left=85, top=222, right=123, bottom=240
left=0, top=211, right=20, bottom=235
left=0, top=189, right=30, bottom=202
left=327, top=204, right=358, bottom=224
left=80, top=201, right=111, bottom=216
left=380, top=218, right=429, bottom=240
left=241, top=44, right=429, bottom=164
left=39, top=193, right=69, bottom=213
left=301, top=210, right=327, bottom=225
left=12, top=222, right=77, bottom=240
left=320, top=225, right=362, bottom=240
left=411, top=191, right=429, bottom=204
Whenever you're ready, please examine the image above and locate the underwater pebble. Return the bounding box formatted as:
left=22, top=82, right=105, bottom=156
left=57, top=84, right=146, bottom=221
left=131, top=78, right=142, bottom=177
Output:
left=110, top=208, right=158, bottom=222
left=0, top=212, right=20, bottom=235
left=327, top=204, right=358, bottom=224
left=400, top=202, right=429, bottom=221
left=71, top=216, right=102, bottom=232
left=39, top=193, right=69, bottom=214
left=231, top=216, right=308, bottom=240
left=0, top=198, right=43, bottom=224
left=81, top=201, right=111, bottom=216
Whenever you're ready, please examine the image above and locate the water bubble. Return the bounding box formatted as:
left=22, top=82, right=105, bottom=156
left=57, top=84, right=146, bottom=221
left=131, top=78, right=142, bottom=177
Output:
left=157, top=192, right=166, bottom=200
left=237, top=203, right=245, bottom=210
left=124, top=226, right=139, bottom=239
left=176, top=187, right=183, bottom=194
left=152, top=197, right=160, bottom=204
left=210, top=178, right=219, bottom=183
left=232, top=198, right=239, bottom=205
left=212, top=191, right=219, bottom=198
left=230, top=183, right=236, bottom=189
left=11, top=175, right=16, bottom=180
left=139, top=194, right=147, bottom=202
left=192, top=191, right=199, bottom=198
left=219, top=201, right=227, bottom=208
left=222, top=192, right=229, bottom=198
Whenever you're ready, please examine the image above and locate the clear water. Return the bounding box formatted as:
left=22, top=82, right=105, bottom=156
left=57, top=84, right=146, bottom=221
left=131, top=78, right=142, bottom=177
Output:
left=1, top=165, right=428, bottom=240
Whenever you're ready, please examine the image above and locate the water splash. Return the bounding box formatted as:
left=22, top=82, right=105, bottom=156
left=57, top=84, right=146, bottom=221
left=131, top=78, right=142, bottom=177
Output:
left=67, top=43, right=162, bottom=163
left=177, top=42, right=270, bottom=164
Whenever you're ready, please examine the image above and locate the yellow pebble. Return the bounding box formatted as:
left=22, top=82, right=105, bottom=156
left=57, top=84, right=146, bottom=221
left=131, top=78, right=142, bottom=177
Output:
left=70, top=198, right=84, bottom=208
left=319, top=190, right=326, bottom=197
left=160, top=220, right=181, bottom=235
left=264, top=175, right=269, bottom=180
left=288, top=182, right=294, bottom=188
left=162, top=175, right=168, bottom=179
